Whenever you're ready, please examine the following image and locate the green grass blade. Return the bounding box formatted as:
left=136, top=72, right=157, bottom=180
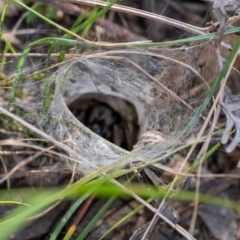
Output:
left=10, top=47, right=30, bottom=102
left=0, top=0, right=9, bottom=35
left=82, top=8, right=98, bottom=37
left=50, top=190, right=95, bottom=240
left=77, top=195, right=117, bottom=240
left=11, top=0, right=86, bottom=40
left=80, top=0, right=118, bottom=36
left=47, top=9, right=87, bottom=58
left=169, top=35, right=240, bottom=145
left=77, top=173, right=138, bottom=240
left=0, top=1, right=16, bottom=54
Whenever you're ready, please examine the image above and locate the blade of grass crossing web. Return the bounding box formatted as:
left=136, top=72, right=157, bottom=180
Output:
left=28, top=37, right=77, bottom=49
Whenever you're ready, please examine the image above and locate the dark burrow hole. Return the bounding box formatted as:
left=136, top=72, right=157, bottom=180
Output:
left=68, top=94, right=140, bottom=151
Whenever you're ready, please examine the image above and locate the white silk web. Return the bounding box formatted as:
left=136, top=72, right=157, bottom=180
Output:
left=42, top=46, right=215, bottom=174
